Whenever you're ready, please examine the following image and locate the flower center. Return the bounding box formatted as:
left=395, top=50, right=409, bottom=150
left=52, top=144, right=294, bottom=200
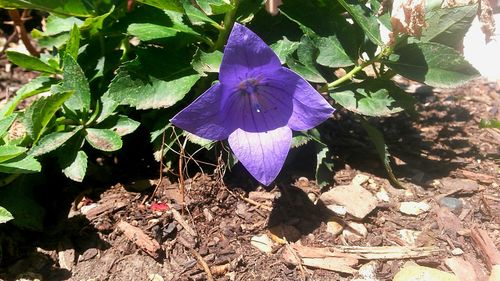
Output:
left=239, top=78, right=263, bottom=113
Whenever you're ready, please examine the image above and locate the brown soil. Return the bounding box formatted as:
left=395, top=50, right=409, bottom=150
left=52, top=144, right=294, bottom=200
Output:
left=0, top=58, right=499, bottom=280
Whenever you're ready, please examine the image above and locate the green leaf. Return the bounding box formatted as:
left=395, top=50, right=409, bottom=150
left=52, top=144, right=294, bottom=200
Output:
left=185, top=132, right=214, bottom=148
left=135, top=0, right=183, bottom=12
left=62, top=55, right=91, bottom=112
left=336, top=0, right=382, bottom=45
left=271, top=38, right=300, bottom=64
left=65, top=24, right=80, bottom=60
left=80, top=6, right=114, bottom=37
left=286, top=57, right=326, bottom=83
left=98, top=115, right=140, bottom=137
left=183, top=1, right=219, bottom=26
left=107, top=56, right=200, bottom=110
left=360, top=119, right=403, bottom=188
left=192, top=49, right=223, bottom=75
left=0, top=0, right=95, bottom=17
left=0, top=206, right=14, bottom=224
left=195, top=0, right=233, bottom=15
left=315, top=36, right=354, bottom=68
left=127, top=23, right=179, bottom=41
left=96, top=95, right=119, bottom=123
left=6, top=51, right=59, bottom=74
left=315, top=142, right=334, bottom=187
left=61, top=150, right=87, bottom=182
left=384, top=42, right=480, bottom=88
left=0, top=115, right=17, bottom=138
left=0, top=76, right=58, bottom=118
left=24, top=91, right=73, bottom=142
left=30, top=128, right=82, bottom=157
left=421, top=4, right=477, bottom=48
left=0, top=145, right=27, bottom=163
left=330, top=79, right=416, bottom=117
left=0, top=175, right=45, bottom=231
left=31, top=15, right=83, bottom=37
left=85, top=128, right=122, bottom=152
left=0, top=155, right=41, bottom=174
left=479, top=119, right=500, bottom=129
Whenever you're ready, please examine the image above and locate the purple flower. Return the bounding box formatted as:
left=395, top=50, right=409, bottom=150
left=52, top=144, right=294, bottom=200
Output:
left=171, top=23, right=334, bottom=185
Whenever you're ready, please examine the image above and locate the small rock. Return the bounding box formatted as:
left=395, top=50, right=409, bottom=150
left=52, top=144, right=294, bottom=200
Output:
left=394, top=264, right=460, bottom=281
left=250, top=234, right=274, bottom=253
left=398, top=229, right=421, bottom=246
left=203, top=208, right=213, bottom=222
left=148, top=273, right=164, bottom=281
left=344, top=221, right=367, bottom=239
left=439, top=197, right=463, bottom=215
left=320, top=183, right=378, bottom=219
left=326, top=220, right=343, bottom=236
left=451, top=248, right=464, bottom=256
left=297, top=177, right=310, bottom=187
left=352, top=174, right=370, bottom=186
left=307, top=192, right=317, bottom=203
left=352, top=261, right=378, bottom=281
left=399, top=201, right=431, bottom=216
left=376, top=188, right=390, bottom=202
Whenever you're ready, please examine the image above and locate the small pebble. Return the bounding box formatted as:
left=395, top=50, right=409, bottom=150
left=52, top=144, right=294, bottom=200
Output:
left=451, top=248, right=464, bottom=256
left=439, top=197, right=463, bottom=215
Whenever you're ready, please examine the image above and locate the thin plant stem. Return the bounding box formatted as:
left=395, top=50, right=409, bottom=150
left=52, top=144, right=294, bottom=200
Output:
left=212, top=0, right=239, bottom=51
left=7, top=9, right=39, bottom=57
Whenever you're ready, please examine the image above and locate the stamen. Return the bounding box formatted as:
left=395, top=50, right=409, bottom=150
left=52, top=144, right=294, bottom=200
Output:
left=240, top=78, right=264, bottom=113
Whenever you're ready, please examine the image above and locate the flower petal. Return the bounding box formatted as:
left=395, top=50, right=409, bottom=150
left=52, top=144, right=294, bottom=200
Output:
left=265, top=68, right=335, bottom=131
left=228, top=126, right=292, bottom=185
left=170, top=83, right=229, bottom=140
left=219, top=23, right=281, bottom=86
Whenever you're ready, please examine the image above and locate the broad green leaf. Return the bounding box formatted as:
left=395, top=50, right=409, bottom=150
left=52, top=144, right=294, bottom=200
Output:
left=286, top=57, right=326, bottom=83
left=336, top=0, right=382, bottom=45
left=30, top=128, right=82, bottom=157
left=286, top=36, right=327, bottom=83
left=195, top=0, right=233, bottom=15
left=85, top=128, right=122, bottom=152
left=0, top=155, right=41, bottom=173
left=65, top=24, right=80, bottom=60
left=0, top=175, right=45, bottom=231
left=0, top=207, right=14, bottom=224
left=0, top=76, right=58, bottom=118
left=6, top=51, right=59, bottom=74
left=80, top=6, right=114, bottom=37
left=135, top=0, right=183, bottom=12
left=421, top=4, right=477, bottom=48
left=360, top=119, right=403, bottom=188
left=0, top=115, right=17, bottom=138
left=98, top=115, right=140, bottom=137
left=107, top=58, right=201, bottom=110
left=127, top=23, right=178, bottom=41
left=24, top=91, right=73, bottom=142
left=192, top=49, right=223, bottom=75
left=96, top=96, right=119, bottom=123
left=330, top=79, right=415, bottom=117
left=0, top=0, right=95, bottom=17
left=182, top=1, right=219, bottom=26
left=384, top=42, right=480, bottom=88
left=315, top=36, right=354, bottom=68
left=185, top=132, right=214, bottom=148
left=62, top=55, right=91, bottom=112
left=0, top=145, right=27, bottom=163
left=271, top=38, right=300, bottom=64
left=61, top=150, right=87, bottom=182
left=31, top=15, right=83, bottom=37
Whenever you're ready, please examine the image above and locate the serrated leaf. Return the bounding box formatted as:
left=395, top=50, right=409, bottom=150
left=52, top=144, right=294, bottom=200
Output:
left=96, top=95, right=119, bottom=123
left=271, top=38, right=300, bottom=64
left=0, top=115, right=17, bottom=138
left=108, top=60, right=200, bottom=110
left=31, top=15, right=83, bottom=37
left=384, top=42, right=480, bottom=87
left=291, top=134, right=312, bottom=148
left=80, top=6, right=114, bottom=37
left=286, top=57, right=326, bottom=83
left=182, top=1, right=219, bottom=26
left=0, top=155, right=41, bottom=173
left=85, top=128, right=122, bottom=151
left=0, top=207, right=14, bottom=224
left=315, top=142, right=334, bottom=187
left=6, top=51, right=59, bottom=74
left=330, top=79, right=415, bottom=117
left=135, top=0, right=183, bottom=12
left=0, top=0, right=94, bottom=17
left=195, top=0, right=233, bottom=15
left=336, top=0, right=382, bottom=46
left=0, top=76, right=58, bottom=118
left=65, top=24, right=80, bottom=60
left=62, top=55, right=91, bottom=112
left=192, top=49, right=223, bottom=75
left=98, top=115, right=140, bottom=136
left=62, top=150, right=87, bottom=182
left=0, top=145, right=27, bottom=163
left=421, top=4, right=477, bottom=48
left=30, top=128, right=81, bottom=157
left=24, top=91, right=73, bottom=142
left=184, top=132, right=214, bottom=148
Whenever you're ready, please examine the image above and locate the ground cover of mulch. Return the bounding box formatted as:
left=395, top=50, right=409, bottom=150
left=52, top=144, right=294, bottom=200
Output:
left=0, top=56, right=499, bottom=280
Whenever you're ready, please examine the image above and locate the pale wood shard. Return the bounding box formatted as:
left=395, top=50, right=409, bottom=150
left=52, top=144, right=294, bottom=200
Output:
left=117, top=220, right=161, bottom=259
left=333, top=245, right=441, bottom=260
left=84, top=201, right=127, bottom=221
left=445, top=257, right=478, bottom=281
left=471, top=228, right=500, bottom=270
left=171, top=208, right=197, bottom=237
left=301, top=257, right=358, bottom=274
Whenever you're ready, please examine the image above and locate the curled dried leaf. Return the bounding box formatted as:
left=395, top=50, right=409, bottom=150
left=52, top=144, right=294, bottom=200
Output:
left=389, top=0, right=427, bottom=44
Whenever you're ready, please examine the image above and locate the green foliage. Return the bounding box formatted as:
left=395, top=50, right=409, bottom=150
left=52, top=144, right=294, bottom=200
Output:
left=0, top=207, right=14, bottom=224
left=0, top=0, right=481, bottom=228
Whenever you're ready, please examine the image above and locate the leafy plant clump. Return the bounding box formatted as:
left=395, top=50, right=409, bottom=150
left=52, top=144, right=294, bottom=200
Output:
left=0, top=0, right=480, bottom=230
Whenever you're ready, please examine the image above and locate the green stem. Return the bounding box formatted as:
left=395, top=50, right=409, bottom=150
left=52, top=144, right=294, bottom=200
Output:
left=212, top=0, right=239, bottom=51
left=0, top=174, right=20, bottom=187
left=320, top=57, right=378, bottom=92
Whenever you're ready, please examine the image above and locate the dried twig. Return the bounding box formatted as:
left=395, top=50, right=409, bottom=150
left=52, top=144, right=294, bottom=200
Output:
left=7, top=9, right=39, bottom=57
left=117, top=220, right=161, bottom=259
left=189, top=248, right=214, bottom=281
left=471, top=227, right=500, bottom=270
left=171, top=208, right=197, bottom=237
